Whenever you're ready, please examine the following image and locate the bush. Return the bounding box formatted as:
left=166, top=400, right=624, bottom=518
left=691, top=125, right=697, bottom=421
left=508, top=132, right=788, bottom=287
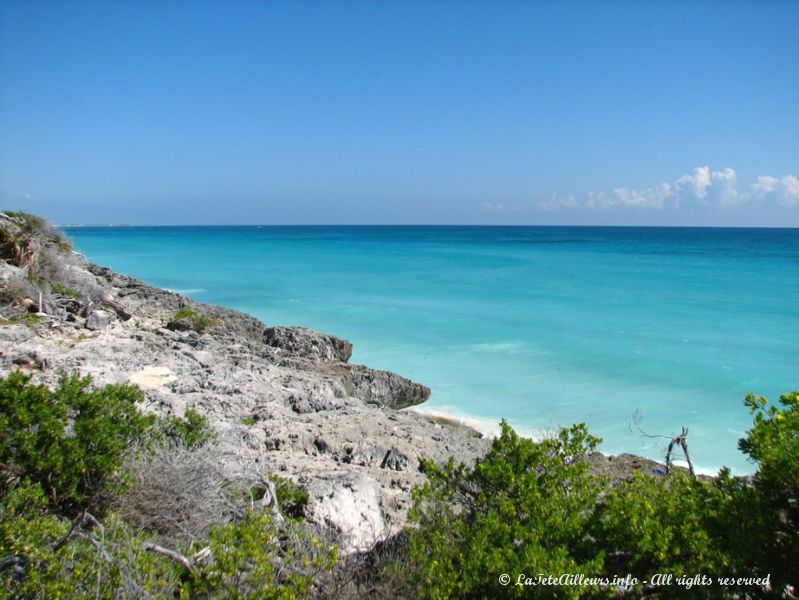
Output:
left=3, top=211, right=48, bottom=236
left=1, top=211, right=71, bottom=272
left=260, top=475, right=309, bottom=520
left=151, top=408, right=216, bottom=450
left=407, top=422, right=605, bottom=599
left=0, top=370, right=338, bottom=598
left=596, top=471, right=730, bottom=597
left=0, top=372, right=153, bottom=513
left=731, top=391, right=798, bottom=592
left=49, top=283, right=79, bottom=298
left=167, top=309, right=219, bottom=333
left=182, top=509, right=338, bottom=599
left=404, top=392, right=798, bottom=599
left=114, top=443, right=237, bottom=547
left=2, top=479, right=337, bottom=600
left=0, top=481, right=181, bottom=599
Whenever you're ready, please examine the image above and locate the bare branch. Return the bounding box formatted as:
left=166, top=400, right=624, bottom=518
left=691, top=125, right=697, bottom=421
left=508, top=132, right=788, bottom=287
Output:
left=665, top=426, right=695, bottom=478
left=631, top=412, right=696, bottom=478
left=142, top=542, right=195, bottom=574
left=629, top=410, right=675, bottom=440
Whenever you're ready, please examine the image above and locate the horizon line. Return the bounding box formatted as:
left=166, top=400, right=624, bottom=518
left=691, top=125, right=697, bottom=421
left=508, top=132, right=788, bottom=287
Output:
left=58, top=223, right=799, bottom=229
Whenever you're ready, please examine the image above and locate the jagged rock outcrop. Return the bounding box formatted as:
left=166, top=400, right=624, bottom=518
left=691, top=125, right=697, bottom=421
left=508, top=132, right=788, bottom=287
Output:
left=264, top=326, right=353, bottom=363
left=0, top=212, right=490, bottom=552
left=346, top=365, right=431, bottom=410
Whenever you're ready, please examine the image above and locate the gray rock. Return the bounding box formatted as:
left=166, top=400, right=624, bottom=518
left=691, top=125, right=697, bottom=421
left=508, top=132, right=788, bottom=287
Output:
left=381, top=447, right=412, bottom=471
left=0, top=324, right=34, bottom=343
left=341, top=445, right=373, bottom=467
left=0, top=261, right=25, bottom=282
left=347, top=365, right=431, bottom=409
left=264, top=326, right=352, bottom=363
left=86, top=309, right=112, bottom=330
left=313, top=436, right=331, bottom=453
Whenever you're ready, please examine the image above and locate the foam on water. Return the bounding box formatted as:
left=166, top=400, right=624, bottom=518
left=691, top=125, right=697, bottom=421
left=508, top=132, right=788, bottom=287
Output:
left=408, top=406, right=546, bottom=441
left=65, top=225, right=799, bottom=473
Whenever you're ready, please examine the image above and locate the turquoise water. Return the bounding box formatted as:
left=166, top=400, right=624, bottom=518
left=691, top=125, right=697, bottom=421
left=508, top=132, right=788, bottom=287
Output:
left=65, top=226, right=798, bottom=473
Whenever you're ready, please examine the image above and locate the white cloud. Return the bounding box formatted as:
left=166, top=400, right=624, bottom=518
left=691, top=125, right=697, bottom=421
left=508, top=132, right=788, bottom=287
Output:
left=783, top=176, right=799, bottom=206
left=710, top=168, right=739, bottom=206
left=611, top=182, right=673, bottom=209
left=750, top=174, right=799, bottom=206
left=539, top=166, right=798, bottom=211
left=676, top=166, right=712, bottom=199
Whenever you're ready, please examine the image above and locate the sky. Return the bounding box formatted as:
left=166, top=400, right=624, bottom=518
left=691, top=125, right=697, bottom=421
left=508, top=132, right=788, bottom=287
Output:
left=1, top=0, right=798, bottom=226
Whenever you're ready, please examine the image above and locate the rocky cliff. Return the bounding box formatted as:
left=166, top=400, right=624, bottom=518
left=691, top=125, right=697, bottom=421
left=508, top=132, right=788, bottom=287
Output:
left=0, top=212, right=490, bottom=551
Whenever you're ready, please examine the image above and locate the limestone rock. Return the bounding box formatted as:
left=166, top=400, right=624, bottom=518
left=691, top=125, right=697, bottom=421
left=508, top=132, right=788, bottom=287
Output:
left=0, top=261, right=25, bottom=282
left=264, top=326, right=352, bottom=362
left=301, top=472, right=387, bottom=552
left=347, top=364, right=431, bottom=409
left=381, top=447, right=412, bottom=471
left=86, top=309, right=112, bottom=330
left=0, top=324, right=34, bottom=344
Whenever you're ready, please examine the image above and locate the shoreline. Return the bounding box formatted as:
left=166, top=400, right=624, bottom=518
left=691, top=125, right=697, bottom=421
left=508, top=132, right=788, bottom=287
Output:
left=0, top=211, right=736, bottom=554
left=410, top=405, right=724, bottom=477
left=63, top=223, right=789, bottom=476
left=0, top=210, right=493, bottom=550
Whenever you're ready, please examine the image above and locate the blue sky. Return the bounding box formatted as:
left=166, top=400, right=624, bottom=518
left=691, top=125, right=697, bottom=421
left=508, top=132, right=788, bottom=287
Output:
left=1, top=1, right=797, bottom=226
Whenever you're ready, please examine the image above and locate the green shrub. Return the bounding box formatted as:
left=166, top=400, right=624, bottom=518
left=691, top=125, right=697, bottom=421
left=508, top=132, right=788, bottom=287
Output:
left=0, top=370, right=336, bottom=598
left=151, top=408, right=216, bottom=449
left=2, top=481, right=335, bottom=600
left=0, top=313, right=44, bottom=328
left=0, top=372, right=153, bottom=513
left=0, top=481, right=183, bottom=599
left=182, top=509, right=338, bottom=599
left=49, top=283, right=79, bottom=298
left=405, top=393, right=798, bottom=599
left=259, top=475, right=309, bottom=519
left=166, top=309, right=219, bottom=333
left=598, top=391, right=798, bottom=597
left=1, top=211, right=72, bottom=266
left=407, top=422, right=605, bottom=599
left=731, top=391, right=798, bottom=592
left=596, top=472, right=730, bottom=597
left=3, top=211, right=48, bottom=235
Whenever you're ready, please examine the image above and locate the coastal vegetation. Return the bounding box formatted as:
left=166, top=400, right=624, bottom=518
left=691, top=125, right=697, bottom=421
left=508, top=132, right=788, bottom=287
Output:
left=0, top=210, right=101, bottom=323
left=1, top=369, right=795, bottom=597
left=403, top=392, right=798, bottom=598
left=167, top=308, right=219, bottom=333
left=1, top=212, right=796, bottom=597
left=0, top=373, right=337, bottom=599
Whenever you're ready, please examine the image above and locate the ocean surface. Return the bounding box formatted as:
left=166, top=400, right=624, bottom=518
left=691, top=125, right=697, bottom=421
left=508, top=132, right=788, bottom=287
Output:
left=64, top=226, right=799, bottom=474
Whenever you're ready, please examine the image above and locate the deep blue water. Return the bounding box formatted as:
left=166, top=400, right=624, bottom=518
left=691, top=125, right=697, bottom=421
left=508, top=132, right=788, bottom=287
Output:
left=65, top=226, right=799, bottom=473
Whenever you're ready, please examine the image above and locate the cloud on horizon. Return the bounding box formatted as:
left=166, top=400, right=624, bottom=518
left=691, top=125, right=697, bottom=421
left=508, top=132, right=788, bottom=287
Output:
left=481, top=167, right=799, bottom=213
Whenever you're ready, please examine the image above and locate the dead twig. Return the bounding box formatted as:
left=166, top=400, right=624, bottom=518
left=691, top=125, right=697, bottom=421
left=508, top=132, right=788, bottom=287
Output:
left=630, top=411, right=696, bottom=478
left=142, top=542, right=196, bottom=574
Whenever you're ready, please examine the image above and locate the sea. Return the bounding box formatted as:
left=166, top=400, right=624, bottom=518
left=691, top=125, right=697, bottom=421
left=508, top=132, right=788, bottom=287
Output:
left=64, top=225, right=799, bottom=474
